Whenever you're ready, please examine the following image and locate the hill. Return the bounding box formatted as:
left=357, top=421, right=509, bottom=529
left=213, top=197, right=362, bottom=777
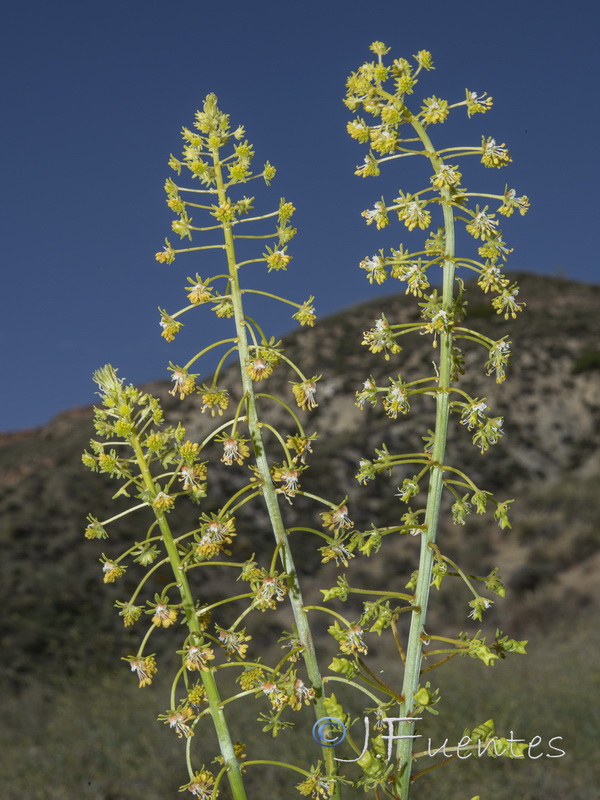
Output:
left=1, top=272, right=599, bottom=685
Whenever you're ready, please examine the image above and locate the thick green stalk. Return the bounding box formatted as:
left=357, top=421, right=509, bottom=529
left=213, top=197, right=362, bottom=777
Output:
left=211, top=149, right=340, bottom=793
left=393, top=117, right=456, bottom=800
left=129, top=434, right=249, bottom=800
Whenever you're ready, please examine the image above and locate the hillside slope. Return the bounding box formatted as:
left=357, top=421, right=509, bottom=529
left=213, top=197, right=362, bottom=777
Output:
left=1, top=272, right=599, bottom=684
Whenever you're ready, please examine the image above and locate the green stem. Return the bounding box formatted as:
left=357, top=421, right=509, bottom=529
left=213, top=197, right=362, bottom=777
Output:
left=242, top=288, right=306, bottom=308
left=324, top=675, right=383, bottom=704
left=183, top=337, right=237, bottom=369
left=255, top=393, right=306, bottom=436
left=197, top=593, right=255, bottom=615
left=243, top=760, right=311, bottom=778
left=171, top=664, right=186, bottom=709
left=393, top=112, right=456, bottom=800
left=210, top=148, right=341, bottom=795
left=347, top=586, right=413, bottom=602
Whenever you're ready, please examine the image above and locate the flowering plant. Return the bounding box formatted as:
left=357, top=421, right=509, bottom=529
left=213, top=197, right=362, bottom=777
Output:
left=83, top=44, right=528, bottom=800
left=343, top=42, right=529, bottom=797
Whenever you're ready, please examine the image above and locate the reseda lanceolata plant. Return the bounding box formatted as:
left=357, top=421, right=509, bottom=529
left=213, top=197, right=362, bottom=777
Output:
left=340, top=42, right=529, bottom=798
left=82, top=45, right=530, bottom=800
left=83, top=94, right=349, bottom=800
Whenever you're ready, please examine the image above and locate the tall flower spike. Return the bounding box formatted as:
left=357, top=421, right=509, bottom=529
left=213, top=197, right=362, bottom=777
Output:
left=345, top=43, right=528, bottom=800
left=149, top=94, right=341, bottom=796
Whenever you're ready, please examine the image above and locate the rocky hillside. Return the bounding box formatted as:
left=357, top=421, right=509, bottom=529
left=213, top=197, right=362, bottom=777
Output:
left=1, top=272, right=599, bottom=685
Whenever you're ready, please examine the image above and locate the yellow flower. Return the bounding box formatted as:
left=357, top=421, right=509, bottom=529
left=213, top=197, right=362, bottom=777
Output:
left=159, top=706, right=195, bottom=738
left=126, top=654, right=158, bottom=687
left=179, top=440, right=200, bottom=463
left=362, top=315, right=401, bottom=359
left=187, top=682, right=207, bottom=707
left=183, top=643, right=215, bottom=671
left=370, top=127, right=398, bottom=154
left=293, top=297, right=317, bottom=326
left=184, top=768, right=218, bottom=799
left=264, top=245, right=292, bottom=271
left=143, top=432, right=166, bottom=453
left=498, top=187, right=530, bottom=216
left=397, top=198, right=431, bottom=231
left=155, top=240, right=175, bottom=264
left=168, top=364, right=197, bottom=399
left=321, top=543, right=354, bottom=567
left=359, top=254, right=387, bottom=285
left=252, top=574, right=288, bottom=610
left=228, top=161, right=250, bottom=182
left=347, top=118, right=370, bottom=143
left=179, top=463, right=207, bottom=493
left=168, top=154, right=182, bottom=173
left=245, top=357, right=273, bottom=381
left=238, top=667, right=265, bottom=690
left=152, top=491, right=175, bottom=511
left=278, top=199, right=296, bottom=223
left=291, top=377, right=320, bottom=410
left=465, top=89, right=493, bottom=116
left=370, top=41, right=390, bottom=56
left=430, top=164, right=462, bottom=189
left=321, top=504, right=354, bottom=531
left=478, top=234, right=512, bottom=261
left=477, top=265, right=507, bottom=293
left=257, top=680, right=286, bottom=710
left=211, top=202, right=236, bottom=222
left=286, top=434, right=316, bottom=463
left=289, top=678, right=315, bottom=711
left=217, top=627, right=251, bottom=660
left=102, top=558, right=125, bottom=583
left=396, top=74, right=416, bottom=94
left=272, top=466, right=302, bottom=498
left=185, top=274, right=213, bottom=304
left=199, top=385, right=229, bottom=416
left=423, top=309, right=450, bottom=336
left=263, top=161, right=276, bottom=182
left=383, top=379, right=410, bottom=417
left=84, top=518, right=107, bottom=539
left=195, top=516, right=236, bottom=559
left=159, top=310, right=182, bottom=342
left=211, top=297, right=234, bottom=318
left=481, top=137, right=512, bottom=168
left=491, top=284, right=525, bottom=319
left=166, top=191, right=185, bottom=214
left=340, top=625, right=368, bottom=655
left=414, top=49, right=434, bottom=69
left=362, top=199, right=389, bottom=229
left=171, top=211, right=193, bottom=240
left=466, top=208, right=498, bottom=240
left=115, top=602, right=142, bottom=627
left=297, top=770, right=335, bottom=799
left=97, top=452, right=120, bottom=475
left=391, top=261, right=430, bottom=297
left=149, top=599, right=178, bottom=628
left=214, top=431, right=250, bottom=466
left=420, top=96, right=449, bottom=124
left=355, top=153, right=381, bottom=178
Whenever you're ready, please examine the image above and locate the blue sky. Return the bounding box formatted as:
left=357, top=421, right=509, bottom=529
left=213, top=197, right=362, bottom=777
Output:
left=2, top=0, right=598, bottom=431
